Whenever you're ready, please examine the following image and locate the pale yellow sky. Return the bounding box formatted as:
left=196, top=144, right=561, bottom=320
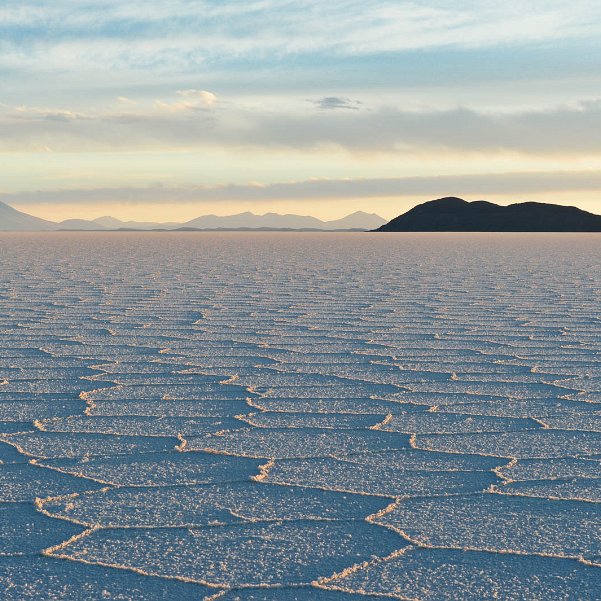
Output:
left=4, top=148, right=601, bottom=222
left=11, top=192, right=601, bottom=223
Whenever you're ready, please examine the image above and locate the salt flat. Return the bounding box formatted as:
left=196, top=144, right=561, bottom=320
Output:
left=0, top=232, right=600, bottom=600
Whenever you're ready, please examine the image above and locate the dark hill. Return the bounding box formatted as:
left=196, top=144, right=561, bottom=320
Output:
left=376, top=197, right=601, bottom=232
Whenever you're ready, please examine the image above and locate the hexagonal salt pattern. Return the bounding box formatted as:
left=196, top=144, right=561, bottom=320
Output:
left=1, top=232, right=600, bottom=599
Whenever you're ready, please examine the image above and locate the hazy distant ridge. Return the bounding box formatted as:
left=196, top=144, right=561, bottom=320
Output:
left=100, top=211, right=386, bottom=231
left=0, top=201, right=56, bottom=231
left=0, top=201, right=386, bottom=231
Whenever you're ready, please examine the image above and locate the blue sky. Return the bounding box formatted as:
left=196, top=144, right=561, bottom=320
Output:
left=2, top=0, right=601, bottom=220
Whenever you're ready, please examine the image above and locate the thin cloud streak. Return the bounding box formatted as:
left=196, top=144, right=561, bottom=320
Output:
left=313, top=97, right=361, bottom=111
left=2, top=101, right=601, bottom=155
left=5, top=170, right=601, bottom=205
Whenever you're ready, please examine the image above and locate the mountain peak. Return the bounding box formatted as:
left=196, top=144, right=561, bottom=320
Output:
left=94, top=216, right=123, bottom=227
left=415, top=197, right=469, bottom=211
left=345, top=210, right=381, bottom=217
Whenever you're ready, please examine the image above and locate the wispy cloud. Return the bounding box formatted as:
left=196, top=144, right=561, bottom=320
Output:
left=155, top=90, right=218, bottom=112
left=2, top=1, right=600, bottom=75
left=116, top=96, right=137, bottom=105
left=11, top=106, right=89, bottom=122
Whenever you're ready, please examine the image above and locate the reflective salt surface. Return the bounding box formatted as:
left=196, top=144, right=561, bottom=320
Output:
left=0, top=232, right=600, bottom=600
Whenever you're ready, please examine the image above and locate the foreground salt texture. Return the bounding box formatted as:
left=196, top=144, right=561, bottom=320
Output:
left=0, top=232, right=599, bottom=600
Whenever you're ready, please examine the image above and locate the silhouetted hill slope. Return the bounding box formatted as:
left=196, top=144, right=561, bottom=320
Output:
left=0, top=201, right=55, bottom=231
left=325, top=211, right=386, bottom=230
left=377, top=197, right=601, bottom=232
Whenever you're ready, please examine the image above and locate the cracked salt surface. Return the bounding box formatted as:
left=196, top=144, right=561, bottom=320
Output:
left=0, top=556, right=211, bottom=599
left=375, top=493, right=600, bottom=558
left=325, top=546, right=601, bottom=600
left=1, top=232, right=600, bottom=599
left=41, top=481, right=389, bottom=527
left=53, top=521, right=405, bottom=587
left=500, top=477, right=601, bottom=502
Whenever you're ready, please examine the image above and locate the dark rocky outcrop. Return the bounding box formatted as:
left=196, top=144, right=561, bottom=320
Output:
left=377, top=197, right=601, bottom=232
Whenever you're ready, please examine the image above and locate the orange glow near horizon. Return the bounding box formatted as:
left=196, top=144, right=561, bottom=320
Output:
left=10, top=193, right=601, bottom=224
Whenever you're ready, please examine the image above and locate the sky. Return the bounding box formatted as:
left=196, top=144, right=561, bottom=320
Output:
left=2, top=0, right=601, bottom=221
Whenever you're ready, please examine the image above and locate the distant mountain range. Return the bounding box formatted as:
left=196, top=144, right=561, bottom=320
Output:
left=377, top=197, right=601, bottom=232
left=4, top=197, right=601, bottom=233
left=95, top=211, right=386, bottom=231
left=0, top=201, right=386, bottom=232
